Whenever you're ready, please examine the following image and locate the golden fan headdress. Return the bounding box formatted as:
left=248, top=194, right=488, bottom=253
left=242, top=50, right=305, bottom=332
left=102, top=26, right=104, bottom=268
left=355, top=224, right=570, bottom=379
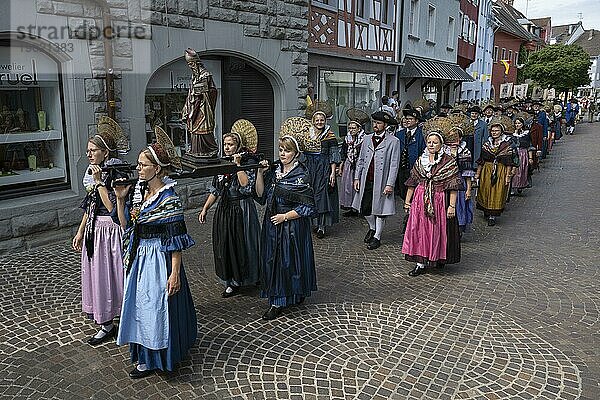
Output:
left=346, top=108, right=370, bottom=126
left=96, top=116, right=128, bottom=152
left=305, top=101, right=333, bottom=119
left=150, top=125, right=182, bottom=170
left=230, top=119, right=258, bottom=153
left=411, top=98, right=430, bottom=112
left=279, top=117, right=312, bottom=152
left=489, top=115, right=515, bottom=134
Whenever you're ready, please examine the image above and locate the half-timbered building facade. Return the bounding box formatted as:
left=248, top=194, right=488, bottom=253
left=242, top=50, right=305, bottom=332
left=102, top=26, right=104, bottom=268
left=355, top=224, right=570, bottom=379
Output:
left=308, top=0, right=400, bottom=134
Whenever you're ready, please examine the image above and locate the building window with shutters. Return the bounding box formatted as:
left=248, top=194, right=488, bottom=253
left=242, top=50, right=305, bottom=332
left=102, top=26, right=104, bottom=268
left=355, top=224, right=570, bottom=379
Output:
left=462, top=15, right=469, bottom=40
left=469, top=21, right=476, bottom=44
left=427, top=5, right=436, bottom=43
left=356, top=0, right=366, bottom=19
left=409, top=0, right=420, bottom=37
left=381, top=0, right=390, bottom=25
left=448, top=17, right=455, bottom=49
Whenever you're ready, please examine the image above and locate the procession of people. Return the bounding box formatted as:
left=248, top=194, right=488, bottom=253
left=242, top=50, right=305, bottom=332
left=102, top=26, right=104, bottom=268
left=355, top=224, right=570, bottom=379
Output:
left=72, top=85, right=575, bottom=379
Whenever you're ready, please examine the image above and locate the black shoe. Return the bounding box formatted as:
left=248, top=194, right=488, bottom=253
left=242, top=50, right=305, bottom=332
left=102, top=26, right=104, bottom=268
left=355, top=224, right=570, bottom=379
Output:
left=262, top=306, right=283, bottom=321
left=297, top=296, right=305, bottom=305
left=221, top=286, right=238, bottom=298
left=366, top=238, right=381, bottom=250
left=129, top=367, right=154, bottom=379
left=363, top=229, right=375, bottom=243
left=87, top=326, right=117, bottom=346
left=408, top=266, right=424, bottom=277
left=343, top=209, right=358, bottom=217
left=316, top=228, right=325, bottom=239
left=487, top=217, right=496, bottom=226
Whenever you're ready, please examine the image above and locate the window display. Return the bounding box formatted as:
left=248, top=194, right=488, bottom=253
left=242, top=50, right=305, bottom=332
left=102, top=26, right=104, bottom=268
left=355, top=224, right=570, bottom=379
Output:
left=318, top=70, right=381, bottom=135
left=144, top=93, right=187, bottom=156
left=0, top=43, right=68, bottom=199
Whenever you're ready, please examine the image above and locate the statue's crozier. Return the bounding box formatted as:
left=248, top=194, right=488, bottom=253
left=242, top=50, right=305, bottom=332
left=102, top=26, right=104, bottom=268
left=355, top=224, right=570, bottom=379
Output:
left=182, top=48, right=219, bottom=157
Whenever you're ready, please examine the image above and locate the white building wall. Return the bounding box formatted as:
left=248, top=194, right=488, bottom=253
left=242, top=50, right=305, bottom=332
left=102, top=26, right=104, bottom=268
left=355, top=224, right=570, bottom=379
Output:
left=460, top=0, right=494, bottom=102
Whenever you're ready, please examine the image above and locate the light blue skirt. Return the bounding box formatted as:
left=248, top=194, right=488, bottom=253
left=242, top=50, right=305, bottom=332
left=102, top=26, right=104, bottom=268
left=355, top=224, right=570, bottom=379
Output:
left=116, top=238, right=197, bottom=371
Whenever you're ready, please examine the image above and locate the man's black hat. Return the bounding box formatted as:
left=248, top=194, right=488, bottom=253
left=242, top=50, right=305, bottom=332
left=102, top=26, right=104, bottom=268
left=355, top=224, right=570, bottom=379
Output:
left=440, top=103, right=453, bottom=109
left=467, top=105, right=482, bottom=114
left=402, top=108, right=423, bottom=121
left=532, top=100, right=543, bottom=106
left=371, top=110, right=397, bottom=125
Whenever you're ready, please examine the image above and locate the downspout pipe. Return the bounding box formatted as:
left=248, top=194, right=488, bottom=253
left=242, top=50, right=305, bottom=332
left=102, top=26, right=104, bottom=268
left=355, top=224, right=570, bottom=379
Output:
left=91, top=0, right=116, bottom=119
left=397, top=0, right=405, bottom=99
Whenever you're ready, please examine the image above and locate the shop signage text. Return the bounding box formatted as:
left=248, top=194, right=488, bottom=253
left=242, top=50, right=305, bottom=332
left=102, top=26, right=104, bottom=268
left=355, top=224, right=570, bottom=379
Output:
left=0, top=63, right=39, bottom=86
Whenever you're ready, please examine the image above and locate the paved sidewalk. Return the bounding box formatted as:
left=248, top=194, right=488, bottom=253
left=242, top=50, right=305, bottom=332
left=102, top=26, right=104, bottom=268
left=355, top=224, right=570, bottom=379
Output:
left=0, top=124, right=599, bottom=399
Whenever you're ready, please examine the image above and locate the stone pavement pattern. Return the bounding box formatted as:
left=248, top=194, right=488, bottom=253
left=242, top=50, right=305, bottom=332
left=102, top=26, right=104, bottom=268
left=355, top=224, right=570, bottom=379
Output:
left=0, top=124, right=599, bottom=400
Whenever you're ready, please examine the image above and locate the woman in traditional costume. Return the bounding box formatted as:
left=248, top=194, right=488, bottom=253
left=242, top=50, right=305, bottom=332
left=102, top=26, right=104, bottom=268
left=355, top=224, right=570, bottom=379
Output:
left=402, top=119, right=462, bottom=277
left=475, top=118, right=518, bottom=226
left=444, top=114, right=475, bottom=234
left=339, top=108, right=369, bottom=216
left=199, top=120, right=260, bottom=297
left=303, top=102, right=341, bottom=238
left=510, top=116, right=534, bottom=194
left=72, top=116, right=127, bottom=346
left=114, top=127, right=196, bottom=379
left=255, top=118, right=317, bottom=320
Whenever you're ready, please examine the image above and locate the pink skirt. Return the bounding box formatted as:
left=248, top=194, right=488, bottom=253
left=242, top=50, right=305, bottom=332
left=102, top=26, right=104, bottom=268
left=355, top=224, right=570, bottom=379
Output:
left=339, top=159, right=355, bottom=208
left=512, top=148, right=529, bottom=189
left=81, top=216, right=124, bottom=324
left=402, top=184, right=447, bottom=262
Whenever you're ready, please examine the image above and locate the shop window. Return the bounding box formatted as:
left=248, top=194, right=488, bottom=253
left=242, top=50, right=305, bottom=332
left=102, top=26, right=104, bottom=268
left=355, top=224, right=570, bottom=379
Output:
left=0, top=43, right=69, bottom=199
left=422, top=82, right=439, bottom=104
left=318, top=70, right=381, bottom=136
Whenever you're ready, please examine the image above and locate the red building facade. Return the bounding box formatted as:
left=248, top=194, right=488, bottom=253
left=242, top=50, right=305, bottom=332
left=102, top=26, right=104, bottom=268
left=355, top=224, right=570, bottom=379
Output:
left=491, top=30, right=522, bottom=101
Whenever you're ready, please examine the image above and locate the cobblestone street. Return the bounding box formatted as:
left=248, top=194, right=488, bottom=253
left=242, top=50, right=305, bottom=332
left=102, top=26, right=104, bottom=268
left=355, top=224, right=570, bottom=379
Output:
left=1, top=124, right=599, bottom=400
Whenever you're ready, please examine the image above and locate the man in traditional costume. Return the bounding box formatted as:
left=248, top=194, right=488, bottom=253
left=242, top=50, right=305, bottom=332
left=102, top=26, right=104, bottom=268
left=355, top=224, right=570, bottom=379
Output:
left=395, top=108, right=426, bottom=200
left=466, top=106, right=489, bottom=171
left=352, top=111, right=400, bottom=250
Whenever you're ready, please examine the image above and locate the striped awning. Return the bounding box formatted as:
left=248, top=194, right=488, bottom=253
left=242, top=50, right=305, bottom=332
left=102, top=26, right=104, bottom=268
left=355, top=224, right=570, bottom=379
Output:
left=400, top=55, right=474, bottom=82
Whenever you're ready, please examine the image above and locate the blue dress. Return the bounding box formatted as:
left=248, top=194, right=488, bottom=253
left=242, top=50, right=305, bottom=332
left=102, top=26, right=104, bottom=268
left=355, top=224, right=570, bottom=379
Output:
left=259, top=162, right=317, bottom=307
left=117, top=178, right=197, bottom=372
left=452, top=142, right=474, bottom=232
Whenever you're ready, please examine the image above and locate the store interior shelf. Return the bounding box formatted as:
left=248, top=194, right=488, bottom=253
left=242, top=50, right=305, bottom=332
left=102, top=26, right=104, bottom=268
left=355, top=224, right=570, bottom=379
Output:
left=0, top=167, right=65, bottom=186
left=0, top=130, right=62, bottom=144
